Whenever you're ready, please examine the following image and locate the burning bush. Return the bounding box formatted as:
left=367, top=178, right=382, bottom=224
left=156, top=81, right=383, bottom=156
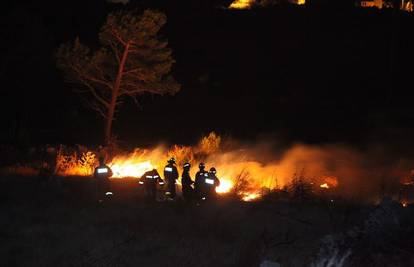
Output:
left=231, top=170, right=264, bottom=201
left=56, top=146, right=96, bottom=176
left=9, top=132, right=414, bottom=204
left=288, top=172, right=314, bottom=203
left=196, top=132, right=221, bottom=156
left=167, top=145, right=195, bottom=167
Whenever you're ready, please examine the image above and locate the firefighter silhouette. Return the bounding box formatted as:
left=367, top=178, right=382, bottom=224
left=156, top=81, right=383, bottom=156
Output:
left=194, top=163, right=208, bottom=201
left=94, top=156, right=113, bottom=202
left=139, top=169, right=165, bottom=201
left=203, top=167, right=220, bottom=200
left=164, top=158, right=179, bottom=199
left=181, top=162, right=194, bottom=202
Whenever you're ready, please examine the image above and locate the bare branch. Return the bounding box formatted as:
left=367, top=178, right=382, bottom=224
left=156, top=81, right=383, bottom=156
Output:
left=86, top=75, right=114, bottom=90
left=107, top=40, right=121, bottom=64
left=110, top=27, right=127, bottom=46
left=122, top=67, right=141, bottom=75
left=82, top=80, right=110, bottom=108
left=90, top=101, right=108, bottom=119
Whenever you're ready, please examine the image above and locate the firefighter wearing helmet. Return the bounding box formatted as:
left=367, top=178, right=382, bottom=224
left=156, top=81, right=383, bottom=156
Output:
left=93, top=156, right=113, bottom=202
left=194, top=163, right=208, bottom=201
left=181, top=162, right=194, bottom=202
left=164, top=157, right=179, bottom=199
left=204, top=167, right=220, bottom=200
left=139, top=169, right=165, bottom=201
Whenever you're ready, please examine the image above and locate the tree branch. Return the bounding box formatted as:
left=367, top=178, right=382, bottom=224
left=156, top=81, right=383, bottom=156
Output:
left=82, top=80, right=110, bottom=108
left=86, top=76, right=114, bottom=90
left=90, top=101, right=108, bottom=119
left=107, top=40, right=121, bottom=64
left=122, top=67, right=141, bottom=75
left=110, top=27, right=127, bottom=46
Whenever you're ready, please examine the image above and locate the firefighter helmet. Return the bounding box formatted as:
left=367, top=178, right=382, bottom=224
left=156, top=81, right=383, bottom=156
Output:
left=168, top=157, right=176, bottom=164
left=199, top=162, right=205, bottom=170
left=209, top=167, right=217, bottom=174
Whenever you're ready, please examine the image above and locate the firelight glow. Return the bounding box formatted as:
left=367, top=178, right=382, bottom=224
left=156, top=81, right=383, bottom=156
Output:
left=55, top=134, right=356, bottom=202
left=215, top=179, right=233, bottom=193
left=111, top=160, right=154, bottom=178
left=229, top=0, right=254, bottom=9
left=320, top=183, right=329, bottom=189
left=242, top=192, right=261, bottom=201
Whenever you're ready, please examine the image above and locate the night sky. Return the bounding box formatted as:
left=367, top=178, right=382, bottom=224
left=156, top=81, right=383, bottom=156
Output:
left=1, top=0, right=414, bottom=149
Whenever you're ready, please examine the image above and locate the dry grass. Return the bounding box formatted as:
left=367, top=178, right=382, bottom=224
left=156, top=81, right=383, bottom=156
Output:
left=1, top=173, right=413, bottom=266
left=55, top=147, right=97, bottom=176
left=0, top=175, right=363, bottom=267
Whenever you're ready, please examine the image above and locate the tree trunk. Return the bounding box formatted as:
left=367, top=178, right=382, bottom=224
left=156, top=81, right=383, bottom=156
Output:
left=104, top=41, right=131, bottom=145
left=104, top=105, right=115, bottom=145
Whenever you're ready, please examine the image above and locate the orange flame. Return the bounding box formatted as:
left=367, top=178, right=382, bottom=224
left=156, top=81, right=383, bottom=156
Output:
left=229, top=0, right=254, bottom=9
left=319, top=176, right=339, bottom=189
left=109, top=147, right=167, bottom=178
left=320, top=183, right=329, bottom=189
left=56, top=134, right=351, bottom=201
left=241, top=192, right=261, bottom=201
left=215, top=179, right=233, bottom=193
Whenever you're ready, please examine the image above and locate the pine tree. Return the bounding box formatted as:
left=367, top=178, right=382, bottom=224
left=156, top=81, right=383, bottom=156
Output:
left=56, top=9, right=180, bottom=144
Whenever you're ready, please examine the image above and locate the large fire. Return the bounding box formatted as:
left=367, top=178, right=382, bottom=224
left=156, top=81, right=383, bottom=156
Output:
left=109, top=148, right=165, bottom=178
left=54, top=133, right=351, bottom=201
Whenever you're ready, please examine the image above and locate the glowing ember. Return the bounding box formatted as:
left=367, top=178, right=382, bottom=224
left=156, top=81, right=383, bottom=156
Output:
left=320, top=183, right=329, bottom=189
left=400, top=176, right=414, bottom=186
left=241, top=192, right=261, bottom=201
left=402, top=202, right=407, bottom=207
left=319, top=176, right=339, bottom=189
left=229, top=0, right=254, bottom=9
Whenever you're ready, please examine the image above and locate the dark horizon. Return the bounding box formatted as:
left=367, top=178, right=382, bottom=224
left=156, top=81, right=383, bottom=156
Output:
left=1, top=0, right=413, bottom=149
left=2, top=3, right=414, bottom=266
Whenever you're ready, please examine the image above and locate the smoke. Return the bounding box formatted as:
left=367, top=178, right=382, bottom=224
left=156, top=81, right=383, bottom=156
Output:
left=198, top=139, right=409, bottom=200
left=58, top=132, right=412, bottom=202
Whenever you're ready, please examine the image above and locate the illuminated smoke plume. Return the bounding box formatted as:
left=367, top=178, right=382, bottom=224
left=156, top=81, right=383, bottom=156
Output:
left=54, top=133, right=412, bottom=202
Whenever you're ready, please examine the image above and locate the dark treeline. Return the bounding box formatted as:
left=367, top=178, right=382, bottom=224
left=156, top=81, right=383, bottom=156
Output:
left=0, top=0, right=413, bottom=149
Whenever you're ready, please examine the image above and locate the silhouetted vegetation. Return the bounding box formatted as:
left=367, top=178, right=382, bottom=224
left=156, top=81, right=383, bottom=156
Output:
left=56, top=9, right=180, bottom=145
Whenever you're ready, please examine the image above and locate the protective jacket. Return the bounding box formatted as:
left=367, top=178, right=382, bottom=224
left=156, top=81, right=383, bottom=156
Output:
left=204, top=173, right=220, bottom=198
left=181, top=170, right=194, bottom=201
left=195, top=170, right=208, bottom=198
left=94, top=164, right=113, bottom=200
left=139, top=169, right=164, bottom=200
left=164, top=163, right=179, bottom=198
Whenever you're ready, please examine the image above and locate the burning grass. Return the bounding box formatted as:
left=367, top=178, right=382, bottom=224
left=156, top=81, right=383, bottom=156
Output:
left=48, top=133, right=345, bottom=201
left=56, top=148, right=96, bottom=176
left=3, top=132, right=414, bottom=205
left=229, top=0, right=255, bottom=9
